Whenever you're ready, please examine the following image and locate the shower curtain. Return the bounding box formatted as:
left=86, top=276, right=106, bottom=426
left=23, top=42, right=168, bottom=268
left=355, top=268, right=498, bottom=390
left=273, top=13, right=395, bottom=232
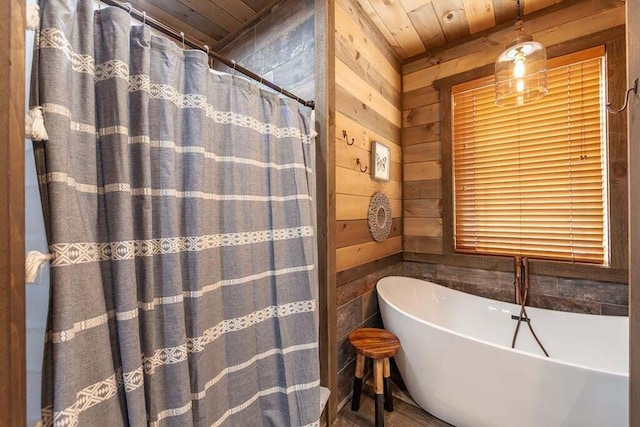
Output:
left=32, top=1, right=319, bottom=426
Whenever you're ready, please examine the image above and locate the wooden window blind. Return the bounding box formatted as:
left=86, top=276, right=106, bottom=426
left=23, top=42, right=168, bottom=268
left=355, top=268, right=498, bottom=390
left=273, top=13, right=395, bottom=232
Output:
left=452, top=46, right=608, bottom=264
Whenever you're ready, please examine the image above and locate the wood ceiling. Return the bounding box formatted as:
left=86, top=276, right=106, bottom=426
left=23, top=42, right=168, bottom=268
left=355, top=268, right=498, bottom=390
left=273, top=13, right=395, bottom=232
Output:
left=128, top=0, right=280, bottom=50
left=355, top=0, right=567, bottom=60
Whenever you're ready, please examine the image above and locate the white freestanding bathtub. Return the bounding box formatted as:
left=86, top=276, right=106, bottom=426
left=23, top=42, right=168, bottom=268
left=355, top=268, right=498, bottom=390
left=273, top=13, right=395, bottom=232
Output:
left=377, top=276, right=629, bottom=427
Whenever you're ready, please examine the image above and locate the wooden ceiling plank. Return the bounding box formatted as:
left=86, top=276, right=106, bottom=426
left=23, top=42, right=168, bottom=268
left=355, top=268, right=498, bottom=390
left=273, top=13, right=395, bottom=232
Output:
left=363, top=0, right=426, bottom=57
left=461, top=0, right=496, bottom=33
left=241, top=0, right=274, bottom=13
left=400, top=0, right=431, bottom=12
left=432, top=0, right=471, bottom=42
left=128, top=0, right=220, bottom=47
left=493, top=0, right=517, bottom=25
left=139, top=0, right=228, bottom=40
left=177, top=0, right=242, bottom=33
left=213, top=0, right=257, bottom=23
left=354, top=0, right=408, bottom=58
left=524, top=0, right=556, bottom=14
left=403, top=0, right=603, bottom=67
left=408, top=2, right=446, bottom=50
left=215, top=0, right=283, bottom=52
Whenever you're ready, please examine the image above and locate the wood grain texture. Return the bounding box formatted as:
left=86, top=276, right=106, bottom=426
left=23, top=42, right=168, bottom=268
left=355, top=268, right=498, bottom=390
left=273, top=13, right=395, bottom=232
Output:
left=336, top=236, right=403, bottom=272
left=359, top=0, right=425, bottom=57
left=404, top=199, right=442, bottom=218
left=336, top=85, right=401, bottom=143
left=403, top=1, right=625, bottom=91
left=348, top=328, right=400, bottom=359
left=177, top=0, right=242, bottom=33
left=336, top=112, right=401, bottom=154
left=461, top=0, right=496, bottom=34
left=351, top=0, right=407, bottom=58
left=404, top=218, right=443, bottom=237
left=404, top=0, right=622, bottom=73
left=431, top=0, right=470, bottom=42
left=315, top=0, right=337, bottom=422
left=336, top=218, right=402, bottom=248
left=334, top=29, right=401, bottom=108
left=128, top=0, right=220, bottom=48
left=606, top=35, right=629, bottom=270
left=337, top=194, right=402, bottom=221
left=336, top=166, right=402, bottom=198
left=0, top=0, right=25, bottom=424
left=407, top=2, right=446, bottom=50
left=336, top=0, right=403, bottom=73
left=403, top=141, right=442, bottom=163
left=336, top=253, right=403, bottom=286
left=402, top=103, right=440, bottom=128
left=143, top=0, right=229, bottom=40
left=335, top=59, right=402, bottom=127
left=628, top=0, right=640, bottom=423
left=403, top=161, right=441, bottom=181
left=335, top=140, right=402, bottom=182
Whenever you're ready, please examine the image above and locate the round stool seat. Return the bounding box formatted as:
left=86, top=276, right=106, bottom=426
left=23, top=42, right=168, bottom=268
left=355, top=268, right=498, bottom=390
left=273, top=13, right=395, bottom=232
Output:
left=348, top=328, right=400, bottom=359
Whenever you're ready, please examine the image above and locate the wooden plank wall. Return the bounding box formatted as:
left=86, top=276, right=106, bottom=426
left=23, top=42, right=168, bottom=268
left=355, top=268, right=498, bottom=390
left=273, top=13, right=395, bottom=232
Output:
left=401, top=0, right=630, bottom=314
left=333, top=0, right=403, bottom=412
left=0, top=0, right=26, bottom=425
left=215, top=0, right=315, bottom=101
left=628, top=0, right=640, bottom=423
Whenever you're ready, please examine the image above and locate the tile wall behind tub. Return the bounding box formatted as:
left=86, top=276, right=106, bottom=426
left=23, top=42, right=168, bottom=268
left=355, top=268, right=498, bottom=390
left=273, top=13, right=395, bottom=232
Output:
left=404, top=262, right=629, bottom=316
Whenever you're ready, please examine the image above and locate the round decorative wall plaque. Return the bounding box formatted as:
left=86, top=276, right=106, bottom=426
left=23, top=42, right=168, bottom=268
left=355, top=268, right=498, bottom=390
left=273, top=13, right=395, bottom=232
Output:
left=368, top=192, right=392, bottom=242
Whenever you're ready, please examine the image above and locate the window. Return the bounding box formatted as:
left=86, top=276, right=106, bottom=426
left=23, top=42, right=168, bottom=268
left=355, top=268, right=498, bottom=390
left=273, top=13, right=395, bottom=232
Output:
left=452, top=46, right=608, bottom=264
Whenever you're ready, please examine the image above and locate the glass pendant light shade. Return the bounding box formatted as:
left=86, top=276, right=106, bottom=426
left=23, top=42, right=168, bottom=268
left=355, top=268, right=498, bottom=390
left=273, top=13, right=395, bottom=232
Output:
left=495, top=20, right=548, bottom=107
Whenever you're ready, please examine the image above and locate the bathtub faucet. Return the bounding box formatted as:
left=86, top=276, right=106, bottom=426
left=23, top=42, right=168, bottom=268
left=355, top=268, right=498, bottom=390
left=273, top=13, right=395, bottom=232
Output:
left=513, top=256, right=523, bottom=305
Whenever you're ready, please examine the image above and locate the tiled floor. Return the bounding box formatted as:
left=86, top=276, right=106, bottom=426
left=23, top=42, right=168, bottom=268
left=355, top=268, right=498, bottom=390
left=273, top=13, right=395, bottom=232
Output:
left=335, top=384, right=452, bottom=427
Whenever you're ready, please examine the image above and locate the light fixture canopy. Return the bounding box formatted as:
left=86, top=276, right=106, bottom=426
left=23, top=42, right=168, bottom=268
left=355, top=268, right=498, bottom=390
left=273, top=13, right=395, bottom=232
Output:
left=495, top=5, right=547, bottom=107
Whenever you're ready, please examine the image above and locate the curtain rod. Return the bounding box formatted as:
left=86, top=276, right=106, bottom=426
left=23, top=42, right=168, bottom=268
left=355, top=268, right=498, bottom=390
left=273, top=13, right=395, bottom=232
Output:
left=99, top=0, right=315, bottom=110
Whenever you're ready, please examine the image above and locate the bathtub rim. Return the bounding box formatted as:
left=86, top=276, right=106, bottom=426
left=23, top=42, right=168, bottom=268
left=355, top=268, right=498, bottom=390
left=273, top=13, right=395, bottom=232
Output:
left=377, top=275, right=629, bottom=378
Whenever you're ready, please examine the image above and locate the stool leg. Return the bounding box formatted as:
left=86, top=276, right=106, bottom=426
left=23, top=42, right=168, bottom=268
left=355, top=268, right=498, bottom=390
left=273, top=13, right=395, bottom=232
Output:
left=351, top=354, right=365, bottom=411
left=383, top=358, right=393, bottom=412
left=374, top=359, right=384, bottom=427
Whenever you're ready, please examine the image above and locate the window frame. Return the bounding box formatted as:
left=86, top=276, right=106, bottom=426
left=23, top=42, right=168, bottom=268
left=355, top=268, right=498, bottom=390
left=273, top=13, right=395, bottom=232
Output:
left=430, top=28, right=628, bottom=282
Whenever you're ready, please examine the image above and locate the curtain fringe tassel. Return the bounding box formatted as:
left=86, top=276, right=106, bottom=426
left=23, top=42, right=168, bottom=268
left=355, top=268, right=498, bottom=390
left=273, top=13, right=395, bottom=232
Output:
left=26, top=4, right=40, bottom=31
left=25, top=107, right=49, bottom=141
left=26, top=251, right=54, bottom=284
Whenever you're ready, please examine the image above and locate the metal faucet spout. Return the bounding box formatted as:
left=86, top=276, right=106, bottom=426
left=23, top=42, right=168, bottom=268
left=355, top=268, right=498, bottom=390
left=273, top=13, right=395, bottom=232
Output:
left=514, top=256, right=523, bottom=305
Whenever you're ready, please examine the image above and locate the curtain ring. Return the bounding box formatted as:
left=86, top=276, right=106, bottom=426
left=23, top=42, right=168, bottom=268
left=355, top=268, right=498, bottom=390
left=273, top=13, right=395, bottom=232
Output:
left=142, top=11, right=146, bottom=26
left=180, top=32, right=185, bottom=50
left=127, top=3, right=133, bottom=15
left=231, top=60, right=237, bottom=70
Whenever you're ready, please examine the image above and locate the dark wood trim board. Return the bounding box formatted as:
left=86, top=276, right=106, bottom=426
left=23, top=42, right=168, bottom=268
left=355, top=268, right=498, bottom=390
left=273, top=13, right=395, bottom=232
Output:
left=627, top=0, right=639, bottom=424
left=0, top=0, right=26, bottom=425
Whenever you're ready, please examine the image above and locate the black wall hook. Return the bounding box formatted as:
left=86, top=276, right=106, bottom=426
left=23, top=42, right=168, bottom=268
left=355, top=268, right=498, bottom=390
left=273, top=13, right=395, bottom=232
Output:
left=343, top=130, right=355, bottom=146
left=607, top=78, right=638, bottom=114
left=356, top=158, right=368, bottom=173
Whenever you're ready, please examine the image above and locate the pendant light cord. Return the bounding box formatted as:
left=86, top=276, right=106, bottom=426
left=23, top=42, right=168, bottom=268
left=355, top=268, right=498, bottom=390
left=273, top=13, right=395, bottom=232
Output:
left=516, top=0, right=522, bottom=21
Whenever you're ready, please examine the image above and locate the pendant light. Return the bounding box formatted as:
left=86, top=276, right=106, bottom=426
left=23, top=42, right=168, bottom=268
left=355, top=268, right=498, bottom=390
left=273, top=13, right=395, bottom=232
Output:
left=495, top=0, right=547, bottom=107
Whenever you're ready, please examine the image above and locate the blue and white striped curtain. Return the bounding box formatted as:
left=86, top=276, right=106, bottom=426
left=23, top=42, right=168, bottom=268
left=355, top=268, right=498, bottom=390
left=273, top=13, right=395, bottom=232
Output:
left=33, top=1, right=319, bottom=425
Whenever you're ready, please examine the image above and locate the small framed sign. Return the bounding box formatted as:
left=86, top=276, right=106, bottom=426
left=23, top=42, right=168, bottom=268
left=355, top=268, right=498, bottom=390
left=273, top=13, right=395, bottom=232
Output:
left=371, top=141, right=391, bottom=181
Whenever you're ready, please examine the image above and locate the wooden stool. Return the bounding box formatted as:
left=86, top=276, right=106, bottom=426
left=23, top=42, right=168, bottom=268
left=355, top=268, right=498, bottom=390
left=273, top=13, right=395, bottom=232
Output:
left=348, top=328, right=401, bottom=427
